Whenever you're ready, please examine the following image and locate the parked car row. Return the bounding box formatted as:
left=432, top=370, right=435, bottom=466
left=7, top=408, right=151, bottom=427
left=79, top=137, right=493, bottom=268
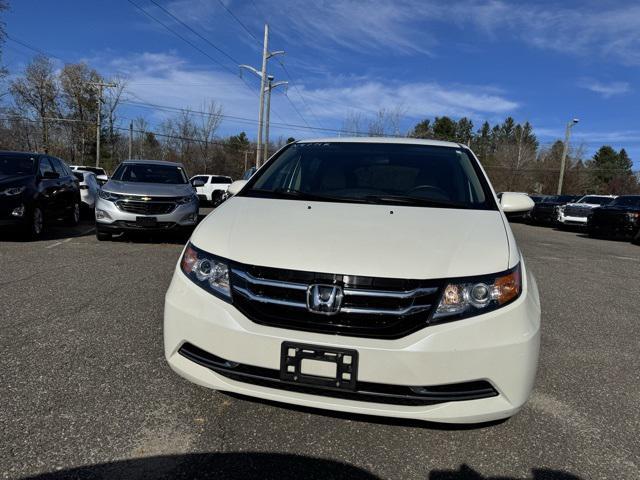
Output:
left=0, top=151, right=81, bottom=238
left=523, top=192, right=640, bottom=244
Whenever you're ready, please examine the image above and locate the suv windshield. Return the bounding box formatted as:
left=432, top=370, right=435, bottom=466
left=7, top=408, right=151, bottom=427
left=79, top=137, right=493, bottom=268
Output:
left=243, top=143, right=495, bottom=210
left=609, top=196, right=640, bottom=208
left=111, top=163, right=187, bottom=184
left=579, top=196, right=612, bottom=205
left=76, top=166, right=106, bottom=175
left=0, top=155, right=37, bottom=176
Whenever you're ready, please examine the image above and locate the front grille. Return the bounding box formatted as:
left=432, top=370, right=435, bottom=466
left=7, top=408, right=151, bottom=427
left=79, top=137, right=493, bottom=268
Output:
left=564, top=205, right=590, bottom=217
left=229, top=263, right=443, bottom=339
left=179, top=343, right=498, bottom=406
left=116, top=199, right=177, bottom=215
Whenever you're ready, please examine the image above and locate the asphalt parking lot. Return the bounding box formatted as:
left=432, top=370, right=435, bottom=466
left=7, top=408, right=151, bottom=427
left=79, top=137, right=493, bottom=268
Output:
left=1, top=216, right=639, bottom=480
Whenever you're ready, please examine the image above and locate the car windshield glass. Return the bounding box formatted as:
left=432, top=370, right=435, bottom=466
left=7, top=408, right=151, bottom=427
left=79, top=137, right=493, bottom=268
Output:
left=579, top=196, right=612, bottom=205
left=111, top=163, right=187, bottom=184
left=77, top=166, right=106, bottom=175
left=610, top=196, right=640, bottom=207
left=0, top=156, right=36, bottom=175
left=243, top=143, right=495, bottom=210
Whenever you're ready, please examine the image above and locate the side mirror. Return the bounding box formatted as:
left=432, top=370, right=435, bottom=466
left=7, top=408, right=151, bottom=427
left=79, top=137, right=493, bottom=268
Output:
left=192, top=179, right=206, bottom=187
left=42, top=171, right=59, bottom=180
left=227, top=180, right=248, bottom=197
left=500, top=192, right=534, bottom=213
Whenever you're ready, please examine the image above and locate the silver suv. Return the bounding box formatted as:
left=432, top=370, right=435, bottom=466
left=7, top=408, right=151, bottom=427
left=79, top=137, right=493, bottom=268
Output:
left=95, top=160, right=200, bottom=241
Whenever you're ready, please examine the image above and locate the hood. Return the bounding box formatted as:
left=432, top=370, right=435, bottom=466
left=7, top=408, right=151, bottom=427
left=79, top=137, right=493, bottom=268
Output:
left=102, top=180, right=194, bottom=197
left=596, top=205, right=640, bottom=213
left=191, top=197, right=512, bottom=280
left=0, top=174, right=32, bottom=186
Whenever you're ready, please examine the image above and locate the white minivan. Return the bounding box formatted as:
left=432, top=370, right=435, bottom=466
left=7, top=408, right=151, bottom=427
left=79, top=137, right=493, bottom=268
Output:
left=164, top=138, right=540, bottom=424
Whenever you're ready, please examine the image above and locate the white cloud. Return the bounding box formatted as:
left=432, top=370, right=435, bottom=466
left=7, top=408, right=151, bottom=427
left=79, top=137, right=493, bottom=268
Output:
left=95, top=51, right=519, bottom=138
left=579, top=80, right=631, bottom=98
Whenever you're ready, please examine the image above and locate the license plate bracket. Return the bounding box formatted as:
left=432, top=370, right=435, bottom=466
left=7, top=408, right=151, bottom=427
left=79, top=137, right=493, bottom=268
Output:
left=136, top=216, right=158, bottom=227
left=280, top=342, right=358, bottom=391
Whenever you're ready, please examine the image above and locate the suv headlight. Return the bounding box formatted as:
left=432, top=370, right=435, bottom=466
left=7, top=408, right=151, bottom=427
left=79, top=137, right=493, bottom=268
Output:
left=627, top=212, right=640, bottom=222
left=0, top=185, right=26, bottom=196
left=180, top=243, right=230, bottom=300
left=98, top=189, right=121, bottom=202
left=434, top=264, right=522, bottom=321
left=176, top=194, right=198, bottom=205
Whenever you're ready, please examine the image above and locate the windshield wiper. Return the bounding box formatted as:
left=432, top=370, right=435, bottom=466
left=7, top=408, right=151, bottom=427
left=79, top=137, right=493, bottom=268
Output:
left=362, top=195, right=470, bottom=209
left=247, top=188, right=347, bottom=203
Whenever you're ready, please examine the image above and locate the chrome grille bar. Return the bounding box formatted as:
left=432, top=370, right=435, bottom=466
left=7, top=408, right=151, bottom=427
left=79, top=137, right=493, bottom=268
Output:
left=232, top=285, right=432, bottom=316
left=343, top=286, right=437, bottom=299
left=231, top=269, right=307, bottom=291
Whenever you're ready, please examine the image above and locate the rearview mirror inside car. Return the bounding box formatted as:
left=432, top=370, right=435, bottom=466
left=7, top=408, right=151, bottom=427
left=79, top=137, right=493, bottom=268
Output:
left=227, top=179, right=248, bottom=197
left=500, top=192, right=534, bottom=213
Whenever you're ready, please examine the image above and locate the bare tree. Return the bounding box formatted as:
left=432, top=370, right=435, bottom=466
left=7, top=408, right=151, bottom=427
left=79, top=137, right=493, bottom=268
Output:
left=59, top=62, right=101, bottom=162
left=103, top=77, right=127, bottom=160
left=195, top=100, right=223, bottom=171
left=10, top=55, right=59, bottom=152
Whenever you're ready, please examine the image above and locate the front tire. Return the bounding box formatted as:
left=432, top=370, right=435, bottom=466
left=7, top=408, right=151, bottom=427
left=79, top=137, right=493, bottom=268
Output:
left=66, top=201, right=80, bottom=226
left=23, top=206, right=45, bottom=240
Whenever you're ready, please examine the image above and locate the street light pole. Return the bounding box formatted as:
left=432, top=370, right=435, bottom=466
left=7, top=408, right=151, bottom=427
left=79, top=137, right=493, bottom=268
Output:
left=557, top=118, right=579, bottom=195
left=264, top=76, right=288, bottom=162
left=90, top=81, right=117, bottom=168
left=239, top=24, right=285, bottom=168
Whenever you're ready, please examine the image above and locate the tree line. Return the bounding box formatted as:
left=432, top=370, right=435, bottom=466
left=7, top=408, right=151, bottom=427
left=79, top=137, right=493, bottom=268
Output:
left=0, top=51, right=637, bottom=193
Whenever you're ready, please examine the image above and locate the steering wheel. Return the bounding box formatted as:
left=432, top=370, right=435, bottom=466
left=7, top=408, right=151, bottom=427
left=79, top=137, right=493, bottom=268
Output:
left=407, top=185, right=450, bottom=200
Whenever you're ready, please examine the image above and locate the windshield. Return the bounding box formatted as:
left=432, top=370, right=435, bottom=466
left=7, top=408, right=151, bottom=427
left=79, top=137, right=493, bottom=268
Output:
left=0, top=155, right=37, bottom=176
left=243, top=143, right=496, bottom=210
left=609, top=196, right=640, bottom=208
left=111, top=163, right=187, bottom=184
left=578, top=196, right=613, bottom=205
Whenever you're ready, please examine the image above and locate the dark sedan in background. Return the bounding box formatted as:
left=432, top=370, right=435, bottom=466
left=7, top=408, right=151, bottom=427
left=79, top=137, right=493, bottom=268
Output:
left=587, top=195, right=640, bottom=243
left=528, top=195, right=580, bottom=225
left=0, top=151, right=81, bottom=238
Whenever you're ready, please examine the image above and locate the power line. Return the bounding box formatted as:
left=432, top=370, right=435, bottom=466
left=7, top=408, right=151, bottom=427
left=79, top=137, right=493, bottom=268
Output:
left=276, top=59, right=326, bottom=128
left=215, top=0, right=261, bottom=43
left=127, top=0, right=237, bottom=76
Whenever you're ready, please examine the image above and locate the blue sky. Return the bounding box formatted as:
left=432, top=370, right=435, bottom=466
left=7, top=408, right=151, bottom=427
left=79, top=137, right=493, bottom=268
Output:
left=3, top=0, right=640, bottom=166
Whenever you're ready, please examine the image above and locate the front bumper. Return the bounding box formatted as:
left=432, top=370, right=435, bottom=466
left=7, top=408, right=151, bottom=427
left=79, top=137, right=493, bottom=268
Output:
left=164, top=260, right=541, bottom=424
left=0, top=198, right=28, bottom=227
left=95, top=197, right=198, bottom=231
left=557, top=213, right=587, bottom=226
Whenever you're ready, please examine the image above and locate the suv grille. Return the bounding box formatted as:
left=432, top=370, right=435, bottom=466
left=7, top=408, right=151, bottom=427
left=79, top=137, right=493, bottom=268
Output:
left=564, top=205, right=590, bottom=217
left=230, top=263, right=443, bottom=339
left=116, top=199, right=177, bottom=215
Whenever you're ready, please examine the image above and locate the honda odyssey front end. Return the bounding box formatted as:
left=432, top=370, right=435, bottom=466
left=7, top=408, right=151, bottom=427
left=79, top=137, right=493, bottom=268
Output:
left=164, top=138, right=540, bottom=424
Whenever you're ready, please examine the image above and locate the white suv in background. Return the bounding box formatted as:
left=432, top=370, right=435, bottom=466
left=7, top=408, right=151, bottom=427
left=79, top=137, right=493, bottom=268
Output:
left=557, top=195, right=617, bottom=228
left=165, top=138, right=540, bottom=424
left=191, top=175, right=232, bottom=206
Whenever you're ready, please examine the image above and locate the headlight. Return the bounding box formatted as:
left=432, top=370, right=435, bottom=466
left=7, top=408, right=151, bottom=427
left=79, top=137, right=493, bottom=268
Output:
left=627, top=212, right=640, bottom=222
left=180, top=243, right=231, bottom=300
left=0, top=185, right=26, bottom=196
left=434, top=264, right=522, bottom=321
left=176, top=194, right=197, bottom=205
left=98, top=189, right=121, bottom=201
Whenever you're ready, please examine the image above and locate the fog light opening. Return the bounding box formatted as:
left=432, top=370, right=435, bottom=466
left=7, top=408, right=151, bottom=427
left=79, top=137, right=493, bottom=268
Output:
left=11, top=205, right=25, bottom=217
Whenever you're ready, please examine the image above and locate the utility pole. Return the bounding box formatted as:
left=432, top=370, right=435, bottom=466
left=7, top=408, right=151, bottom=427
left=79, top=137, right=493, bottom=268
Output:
left=243, top=150, right=249, bottom=172
left=240, top=24, right=285, bottom=168
left=264, top=75, right=288, bottom=162
left=557, top=118, right=579, bottom=195
left=128, top=121, right=133, bottom=159
left=90, top=81, right=117, bottom=168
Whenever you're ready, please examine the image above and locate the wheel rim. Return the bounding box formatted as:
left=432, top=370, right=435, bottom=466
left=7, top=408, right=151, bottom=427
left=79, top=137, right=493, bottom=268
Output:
left=33, top=208, right=43, bottom=235
left=73, top=203, right=80, bottom=222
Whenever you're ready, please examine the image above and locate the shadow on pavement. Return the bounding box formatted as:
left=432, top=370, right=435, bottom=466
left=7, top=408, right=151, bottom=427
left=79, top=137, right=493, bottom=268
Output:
left=430, top=464, right=583, bottom=479
left=0, top=220, right=95, bottom=242
left=20, top=452, right=379, bottom=480
left=19, top=455, right=584, bottom=480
